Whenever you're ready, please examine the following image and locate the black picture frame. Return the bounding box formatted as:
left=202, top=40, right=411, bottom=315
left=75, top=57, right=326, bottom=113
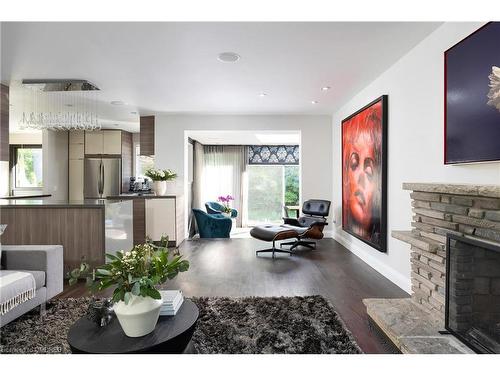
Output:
left=444, top=22, right=500, bottom=164
left=341, top=95, right=388, bottom=252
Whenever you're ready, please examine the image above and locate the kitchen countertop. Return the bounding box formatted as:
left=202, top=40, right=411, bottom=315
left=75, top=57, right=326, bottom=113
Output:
left=106, top=193, right=178, bottom=199
left=1, top=194, right=52, bottom=200
left=0, top=198, right=109, bottom=207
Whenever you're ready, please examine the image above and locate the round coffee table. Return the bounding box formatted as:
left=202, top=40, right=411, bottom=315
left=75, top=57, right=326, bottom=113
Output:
left=67, top=299, right=199, bottom=354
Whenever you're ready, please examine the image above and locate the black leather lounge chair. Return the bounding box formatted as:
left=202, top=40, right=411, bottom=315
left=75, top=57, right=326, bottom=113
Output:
left=250, top=199, right=331, bottom=258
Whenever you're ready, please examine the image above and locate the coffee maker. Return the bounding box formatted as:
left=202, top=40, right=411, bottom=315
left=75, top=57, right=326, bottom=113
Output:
left=129, top=177, right=151, bottom=193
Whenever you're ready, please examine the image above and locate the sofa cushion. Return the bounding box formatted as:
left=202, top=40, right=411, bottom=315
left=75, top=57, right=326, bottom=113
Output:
left=18, top=270, right=46, bottom=290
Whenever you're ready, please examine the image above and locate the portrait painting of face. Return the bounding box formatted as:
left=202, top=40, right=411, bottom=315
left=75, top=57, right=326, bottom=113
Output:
left=342, top=96, right=387, bottom=252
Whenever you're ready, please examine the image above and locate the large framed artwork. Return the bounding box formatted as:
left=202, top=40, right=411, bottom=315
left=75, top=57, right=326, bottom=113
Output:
left=445, top=22, right=500, bottom=164
left=342, top=95, right=388, bottom=252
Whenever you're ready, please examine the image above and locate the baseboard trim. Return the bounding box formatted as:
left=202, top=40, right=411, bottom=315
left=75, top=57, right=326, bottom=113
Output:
left=333, top=231, right=411, bottom=294
left=323, top=229, right=334, bottom=238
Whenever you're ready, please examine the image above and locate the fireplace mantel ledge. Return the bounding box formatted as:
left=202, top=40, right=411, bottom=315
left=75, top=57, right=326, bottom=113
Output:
left=402, top=183, right=500, bottom=198
left=392, top=230, right=442, bottom=252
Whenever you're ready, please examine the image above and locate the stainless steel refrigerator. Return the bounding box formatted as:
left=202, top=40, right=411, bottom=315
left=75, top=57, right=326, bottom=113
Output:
left=84, top=157, right=121, bottom=198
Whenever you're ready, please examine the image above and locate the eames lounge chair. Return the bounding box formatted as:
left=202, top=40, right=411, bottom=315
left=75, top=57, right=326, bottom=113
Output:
left=250, top=199, right=331, bottom=257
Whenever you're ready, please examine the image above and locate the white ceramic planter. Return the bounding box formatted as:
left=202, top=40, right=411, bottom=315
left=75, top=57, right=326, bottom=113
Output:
left=154, top=181, right=167, bottom=196
left=221, top=212, right=232, bottom=218
left=113, top=295, right=162, bottom=337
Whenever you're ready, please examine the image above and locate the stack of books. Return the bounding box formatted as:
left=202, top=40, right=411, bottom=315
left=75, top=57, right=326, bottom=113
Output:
left=159, top=290, right=184, bottom=316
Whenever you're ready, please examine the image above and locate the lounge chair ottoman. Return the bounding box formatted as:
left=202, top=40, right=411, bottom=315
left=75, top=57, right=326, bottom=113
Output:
left=250, top=225, right=308, bottom=258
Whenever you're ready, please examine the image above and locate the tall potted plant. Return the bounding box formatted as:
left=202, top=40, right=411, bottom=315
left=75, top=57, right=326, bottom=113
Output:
left=69, top=240, right=189, bottom=337
left=145, top=168, right=177, bottom=196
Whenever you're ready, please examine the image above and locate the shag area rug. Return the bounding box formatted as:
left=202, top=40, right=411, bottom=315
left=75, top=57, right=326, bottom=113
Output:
left=0, top=295, right=361, bottom=354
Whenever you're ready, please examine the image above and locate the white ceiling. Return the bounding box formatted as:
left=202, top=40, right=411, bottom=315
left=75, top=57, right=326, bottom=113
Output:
left=188, top=130, right=300, bottom=145
left=1, top=22, right=442, bottom=132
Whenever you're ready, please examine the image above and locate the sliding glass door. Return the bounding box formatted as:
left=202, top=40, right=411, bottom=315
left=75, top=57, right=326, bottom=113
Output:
left=246, top=165, right=300, bottom=226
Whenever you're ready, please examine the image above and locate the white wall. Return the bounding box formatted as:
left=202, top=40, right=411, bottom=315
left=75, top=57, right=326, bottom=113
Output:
left=42, top=130, right=68, bottom=200
left=331, top=22, right=500, bottom=293
left=9, top=131, right=42, bottom=145
left=155, top=114, right=333, bottom=236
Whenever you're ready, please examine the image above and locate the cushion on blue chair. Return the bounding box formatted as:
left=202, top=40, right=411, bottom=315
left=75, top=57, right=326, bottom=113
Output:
left=205, top=201, right=238, bottom=218
left=192, top=208, right=232, bottom=238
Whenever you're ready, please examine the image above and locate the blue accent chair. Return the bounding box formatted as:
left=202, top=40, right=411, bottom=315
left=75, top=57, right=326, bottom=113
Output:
left=192, top=208, right=232, bottom=238
left=205, top=201, right=238, bottom=218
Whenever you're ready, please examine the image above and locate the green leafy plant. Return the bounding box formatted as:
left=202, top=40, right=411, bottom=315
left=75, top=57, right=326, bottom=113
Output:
left=145, top=168, right=177, bottom=181
left=68, top=260, right=94, bottom=287
left=67, top=238, right=189, bottom=304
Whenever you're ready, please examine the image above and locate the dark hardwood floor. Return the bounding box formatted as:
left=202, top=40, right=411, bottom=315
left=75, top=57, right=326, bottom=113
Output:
left=59, top=237, right=408, bottom=353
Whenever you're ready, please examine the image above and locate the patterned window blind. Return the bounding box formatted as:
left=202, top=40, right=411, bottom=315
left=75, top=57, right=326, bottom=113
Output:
left=248, top=145, right=299, bottom=165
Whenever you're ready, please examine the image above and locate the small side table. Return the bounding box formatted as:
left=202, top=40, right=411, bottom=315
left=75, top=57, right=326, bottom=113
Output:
left=67, top=299, right=199, bottom=354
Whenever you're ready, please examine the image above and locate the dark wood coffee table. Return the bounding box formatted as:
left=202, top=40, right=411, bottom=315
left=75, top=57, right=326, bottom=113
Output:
left=67, top=299, right=199, bottom=354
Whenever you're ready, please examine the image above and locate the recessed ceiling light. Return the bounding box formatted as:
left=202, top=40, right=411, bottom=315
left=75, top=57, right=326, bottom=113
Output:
left=259, top=92, right=267, bottom=97
left=321, top=86, right=331, bottom=91
left=311, top=100, right=319, bottom=104
left=111, top=100, right=125, bottom=106
left=217, top=52, right=240, bottom=63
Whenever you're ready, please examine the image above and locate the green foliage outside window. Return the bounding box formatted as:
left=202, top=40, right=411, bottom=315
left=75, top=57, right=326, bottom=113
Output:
left=247, top=165, right=300, bottom=224
left=15, top=148, right=43, bottom=188
left=284, top=166, right=299, bottom=205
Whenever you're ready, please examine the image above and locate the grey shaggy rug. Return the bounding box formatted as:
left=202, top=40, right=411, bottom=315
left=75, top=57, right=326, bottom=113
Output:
left=0, top=295, right=361, bottom=354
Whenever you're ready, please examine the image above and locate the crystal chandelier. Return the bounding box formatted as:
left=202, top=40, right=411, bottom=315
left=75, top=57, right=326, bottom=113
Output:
left=21, top=79, right=101, bottom=131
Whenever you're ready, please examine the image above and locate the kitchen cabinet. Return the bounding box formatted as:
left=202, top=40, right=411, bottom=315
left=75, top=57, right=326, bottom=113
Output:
left=69, top=130, right=85, bottom=144
left=145, top=198, right=176, bottom=242
left=69, top=159, right=84, bottom=200
left=85, top=130, right=122, bottom=155
left=69, top=143, right=84, bottom=159
left=84, top=131, right=103, bottom=155
left=69, top=130, right=85, bottom=200
left=103, top=130, right=122, bottom=154
left=140, top=116, right=155, bottom=156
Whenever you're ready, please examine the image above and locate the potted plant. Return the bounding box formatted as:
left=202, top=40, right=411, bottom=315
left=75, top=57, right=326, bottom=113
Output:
left=217, top=195, right=234, bottom=218
left=145, top=168, right=177, bottom=196
left=68, top=238, right=189, bottom=337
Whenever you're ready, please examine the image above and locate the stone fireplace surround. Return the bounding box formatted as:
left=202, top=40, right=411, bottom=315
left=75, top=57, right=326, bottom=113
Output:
left=364, top=182, right=500, bottom=354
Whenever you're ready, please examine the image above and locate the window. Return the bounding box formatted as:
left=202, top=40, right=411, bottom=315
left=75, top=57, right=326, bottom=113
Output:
left=246, top=165, right=300, bottom=225
left=135, top=144, right=155, bottom=178
left=11, top=145, right=43, bottom=189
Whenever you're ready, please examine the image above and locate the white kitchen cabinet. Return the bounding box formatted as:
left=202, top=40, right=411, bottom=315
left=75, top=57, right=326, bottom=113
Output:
left=103, top=130, right=122, bottom=155
left=69, top=130, right=85, bottom=144
left=145, top=198, right=177, bottom=242
left=85, top=130, right=121, bottom=155
left=69, top=143, right=84, bottom=160
left=85, top=131, right=103, bottom=154
left=69, top=159, right=84, bottom=201
left=69, top=131, right=85, bottom=200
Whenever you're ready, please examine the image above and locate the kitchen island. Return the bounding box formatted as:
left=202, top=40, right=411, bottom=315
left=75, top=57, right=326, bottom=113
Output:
left=106, top=194, right=184, bottom=247
left=0, top=198, right=133, bottom=273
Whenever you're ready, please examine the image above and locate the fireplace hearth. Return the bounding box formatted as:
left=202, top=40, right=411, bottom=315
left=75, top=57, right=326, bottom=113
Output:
left=364, top=182, right=500, bottom=354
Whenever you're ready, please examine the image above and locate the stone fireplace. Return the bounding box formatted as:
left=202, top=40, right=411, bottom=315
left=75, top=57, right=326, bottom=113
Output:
left=364, top=183, right=500, bottom=354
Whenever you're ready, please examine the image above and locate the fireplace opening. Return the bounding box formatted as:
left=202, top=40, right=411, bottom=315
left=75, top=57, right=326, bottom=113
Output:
left=445, top=234, right=500, bottom=354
